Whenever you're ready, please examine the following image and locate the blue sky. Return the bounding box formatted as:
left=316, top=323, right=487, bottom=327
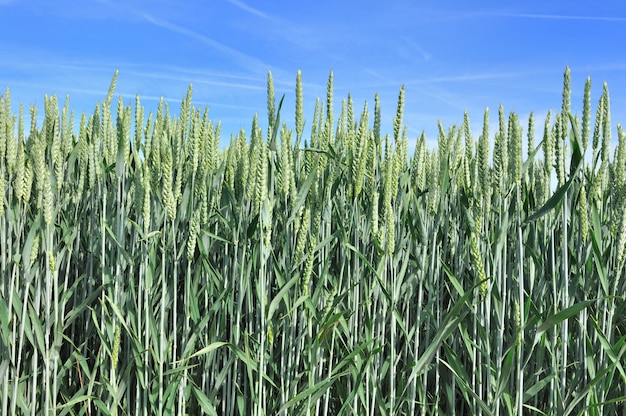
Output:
left=1, top=0, right=626, bottom=151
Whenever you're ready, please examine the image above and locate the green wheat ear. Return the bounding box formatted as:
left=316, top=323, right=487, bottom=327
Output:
left=601, top=82, right=611, bottom=164
left=302, top=241, right=315, bottom=298
left=295, top=70, right=304, bottom=141
left=14, top=133, right=25, bottom=203
left=477, top=108, right=490, bottom=199
left=610, top=125, right=626, bottom=237
left=4, top=89, right=18, bottom=176
left=22, top=160, right=34, bottom=205
left=111, top=324, right=121, bottom=371
left=462, top=111, right=473, bottom=191
left=142, top=165, right=151, bottom=235
left=325, top=70, right=334, bottom=144
left=592, top=89, right=603, bottom=156
left=582, top=76, right=591, bottom=151
left=507, top=112, right=522, bottom=186
left=42, top=172, right=54, bottom=226
left=161, top=136, right=175, bottom=220
left=374, top=93, right=381, bottom=144
left=562, top=66, right=571, bottom=117
left=393, top=85, right=405, bottom=144
left=352, top=103, right=369, bottom=198
left=498, top=105, right=508, bottom=188
left=254, top=141, right=268, bottom=210
left=492, top=131, right=504, bottom=196
left=186, top=209, right=201, bottom=261
left=336, top=98, right=347, bottom=143
left=411, top=131, right=426, bottom=191
left=382, top=138, right=395, bottom=255
left=29, top=235, right=40, bottom=266
left=277, top=124, right=293, bottom=199
left=526, top=112, right=535, bottom=186
left=542, top=110, right=553, bottom=176
left=294, top=207, right=310, bottom=267
left=267, top=70, right=275, bottom=135
left=469, top=205, right=487, bottom=297
left=346, top=94, right=355, bottom=146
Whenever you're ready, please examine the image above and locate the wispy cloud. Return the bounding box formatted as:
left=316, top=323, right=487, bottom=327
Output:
left=225, top=0, right=269, bottom=19
left=493, top=12, right=626, bottom=22
left=406, top=71, right=535, bottom=85
left=398, top=36, right=432, bottom=63
left=140, top=13, right=268, bottom=73
left=122, top=68, right=266, bottom=91
left=220, top=1, right=336, bottom=56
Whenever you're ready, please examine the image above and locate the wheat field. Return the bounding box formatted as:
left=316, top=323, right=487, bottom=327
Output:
left=0, top=67, right=625, bottom=415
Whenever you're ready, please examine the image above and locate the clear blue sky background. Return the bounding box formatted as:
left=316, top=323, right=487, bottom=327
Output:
left=1, top=0, right=626, bottom=151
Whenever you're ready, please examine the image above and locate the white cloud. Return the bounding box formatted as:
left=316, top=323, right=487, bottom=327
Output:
left=224, top=0, right=269, bottom=19
left=398, top=36, right=432, bottom=63
left=492, top=12, right=626, bottom=22
left=140, top=13, right=269, bottom=74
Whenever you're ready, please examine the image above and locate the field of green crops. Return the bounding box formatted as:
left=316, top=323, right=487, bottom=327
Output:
left=0, top=67, right=625, bottom=415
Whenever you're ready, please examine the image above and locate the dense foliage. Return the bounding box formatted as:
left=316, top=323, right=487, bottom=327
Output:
left=0, top=68, right=625, bottom=415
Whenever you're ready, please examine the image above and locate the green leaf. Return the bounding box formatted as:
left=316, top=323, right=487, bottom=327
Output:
left=590, top=316, right=626, bottom=382
left=269, top=94, right=285, bottom=152
left=563, top=365, right=615, bottom=415
left=568, top=113, right=584, bottom=176
left=192, top=385, right=218, bottom=416
left=525, top=114, right=584, bottom=225
left=533, top=299, right=595, bottom=345
left=28, top=304, right=46, bottom=354
left=104, top=295, right=138, bottom=341
left=267, top=271, right=299, bottom=321
left=522, top=374, right=556, bottom=402
left=521, top=138, right=545, bottom=177
left=54, top=395, right=98, bottom=410
left=495, top=346, right=516, bottom=401
left=93, top=400, right=113, bottom=415
left=440, top=351, right=493, bottom=416
left=525, top=176, right=573, bottom=223
left=278, top=371, right=349, bottom=413
left=185, top=342, right=230, bottom=362
left=0, top=298, right=10, bottom=346
left=409, top=266, right=473, bottom=379
left=590, top=204, right=609, bottom=295
left=288, top=166, right=318, bottom=224
left=441, top=261, right=465, bottom=296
